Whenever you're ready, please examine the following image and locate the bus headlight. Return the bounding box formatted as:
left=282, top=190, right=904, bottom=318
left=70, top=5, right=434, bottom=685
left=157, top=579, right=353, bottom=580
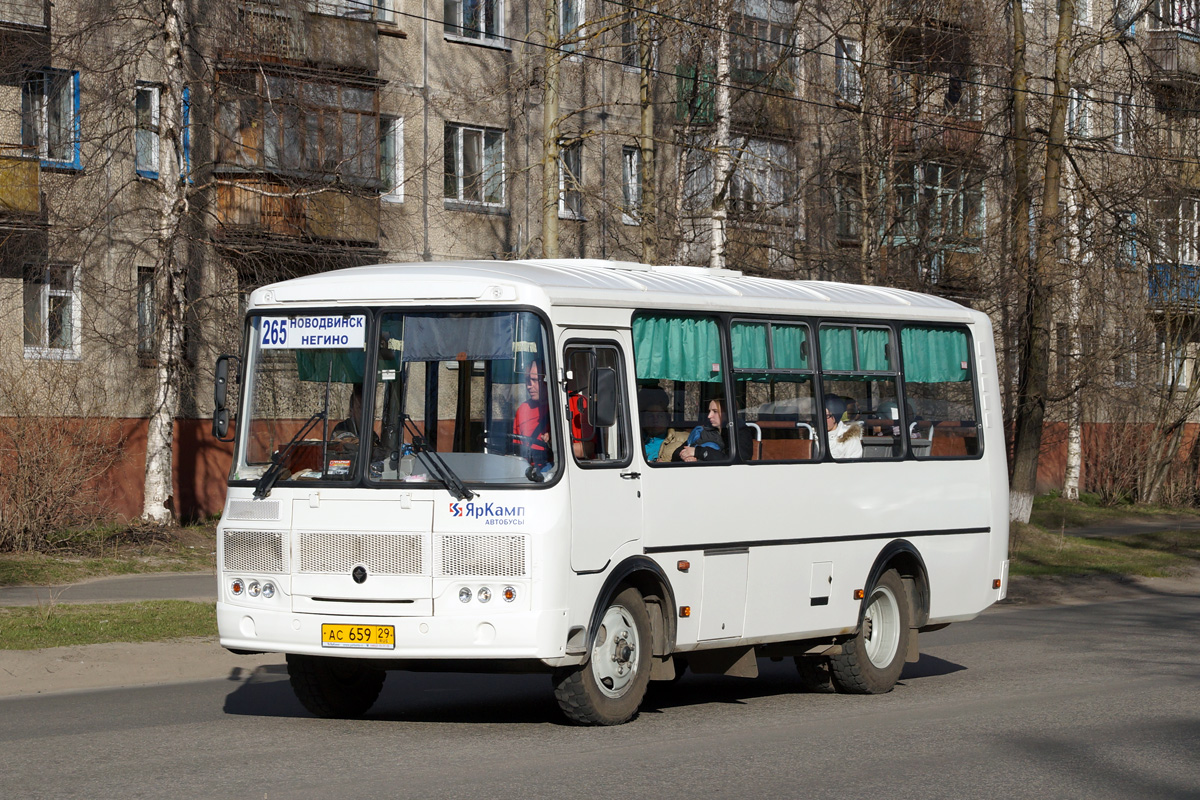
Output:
left=459, top=587, right=472, bottom=603
left=231, top=579, right=244, bottom=596
left=503, top=586, right=516, bottom=603
left=248, top=581, right=261, bottom=598
left=261, top=581, right=275, bottom=599
left=478, top=587, right=491, bottom=603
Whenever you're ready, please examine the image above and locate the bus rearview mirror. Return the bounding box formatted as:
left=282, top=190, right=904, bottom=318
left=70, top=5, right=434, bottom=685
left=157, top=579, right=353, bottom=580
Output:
left=590, top=366, right=617, bottom=428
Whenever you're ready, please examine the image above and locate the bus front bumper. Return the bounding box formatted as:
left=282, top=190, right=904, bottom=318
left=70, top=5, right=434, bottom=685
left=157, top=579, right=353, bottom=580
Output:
left=217, top=602, right=571, bottom=662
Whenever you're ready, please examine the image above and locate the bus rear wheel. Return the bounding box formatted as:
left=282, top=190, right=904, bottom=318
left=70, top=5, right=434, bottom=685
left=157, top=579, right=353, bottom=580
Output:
left=829, top=569, right=911, bottom=695
left=553, top=587, right=652, bottom=725
left=287, top=654, right=385, bottom=718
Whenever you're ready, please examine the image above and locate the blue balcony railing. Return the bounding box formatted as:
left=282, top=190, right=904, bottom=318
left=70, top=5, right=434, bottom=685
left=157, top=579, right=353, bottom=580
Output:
left=1149, top=262, right=1200, bottom=306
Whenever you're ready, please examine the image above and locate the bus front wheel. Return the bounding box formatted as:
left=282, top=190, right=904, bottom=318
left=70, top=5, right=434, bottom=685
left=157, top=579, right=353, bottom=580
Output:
left=553, top=587, right=652, bottom=725
left=828, top=569, right=911, bottom=694
left=287, top=654, right=385, bottom=718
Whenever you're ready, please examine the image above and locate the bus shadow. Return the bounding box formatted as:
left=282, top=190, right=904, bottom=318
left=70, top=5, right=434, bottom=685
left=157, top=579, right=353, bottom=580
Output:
left=223, top=655, right=967, bottom=724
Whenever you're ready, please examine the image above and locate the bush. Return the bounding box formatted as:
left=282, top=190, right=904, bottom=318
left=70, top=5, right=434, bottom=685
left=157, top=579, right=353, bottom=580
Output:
left=0, top=358, right=125, bottom=551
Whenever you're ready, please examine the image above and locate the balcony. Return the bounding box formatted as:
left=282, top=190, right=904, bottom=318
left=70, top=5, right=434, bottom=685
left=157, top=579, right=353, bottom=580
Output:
left=0, top=145, right=40, bottom=218
left=224, top=1, right=379, bottom=75
left=1147, top=29, right=1200, bottom=89
left=887, top=116, right=982, bottom=157
left=1149, top=262, right=1200, bottom=308
left=0, top=0, right=45, bottom=28
left=215, top=179, right=380, bottom=245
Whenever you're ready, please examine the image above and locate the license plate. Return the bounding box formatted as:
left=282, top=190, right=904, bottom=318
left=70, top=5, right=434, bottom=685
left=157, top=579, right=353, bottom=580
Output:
left=321, top=624, right=395, bottom=650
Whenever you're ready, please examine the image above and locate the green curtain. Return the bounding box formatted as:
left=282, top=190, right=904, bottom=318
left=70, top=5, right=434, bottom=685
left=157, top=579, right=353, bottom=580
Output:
left=295, top=349, right=367, bottom=383
left=820, top=326, right=855, bottom=371
left=902, top=326, right=969, bottom=383
left=731, top=322, right=769, bottom=369
left=859, top=328, right=892, bottom=371
left=773, top=324, right=809, bottom=369
left=633, top=315, right=723, bottom=382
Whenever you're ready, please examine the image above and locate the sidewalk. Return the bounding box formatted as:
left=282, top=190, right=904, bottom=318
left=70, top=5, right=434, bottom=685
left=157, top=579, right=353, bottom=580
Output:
left=0, top=571, right=283, bottom=698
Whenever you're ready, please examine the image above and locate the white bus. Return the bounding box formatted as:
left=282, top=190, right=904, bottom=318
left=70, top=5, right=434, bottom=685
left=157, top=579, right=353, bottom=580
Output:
left=212, top=259, right=1009, bottom=725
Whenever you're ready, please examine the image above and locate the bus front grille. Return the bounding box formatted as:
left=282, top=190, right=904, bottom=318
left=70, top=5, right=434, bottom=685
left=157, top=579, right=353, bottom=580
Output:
left=297, top=532, right=424, bottom=575
left=436, top=535, right=527, bottom=578
left=224, top=530, right=286, bottom=574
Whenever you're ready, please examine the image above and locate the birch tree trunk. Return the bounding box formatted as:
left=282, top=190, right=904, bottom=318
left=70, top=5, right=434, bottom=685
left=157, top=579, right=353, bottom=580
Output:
left=142, top=0, right=190, bottom=523
left=543, top=0, right=561, bottom=258
left=709, top=0, right=732, bottom=270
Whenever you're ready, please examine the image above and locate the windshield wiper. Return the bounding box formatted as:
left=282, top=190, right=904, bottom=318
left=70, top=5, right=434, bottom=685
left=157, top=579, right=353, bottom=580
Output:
left=401, top=415, right=474, bottom=501
left=254, top=411, right=327, bottom=499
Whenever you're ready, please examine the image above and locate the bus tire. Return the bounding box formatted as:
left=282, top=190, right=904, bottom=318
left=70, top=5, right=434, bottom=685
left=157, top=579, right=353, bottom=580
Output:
left=794, top=656, right=833, bottom=692
left=286, top=654, right=385, bottom=718
left=553, top=587, right=652, bottom=725
left=828, top=569, right=911, bottom=695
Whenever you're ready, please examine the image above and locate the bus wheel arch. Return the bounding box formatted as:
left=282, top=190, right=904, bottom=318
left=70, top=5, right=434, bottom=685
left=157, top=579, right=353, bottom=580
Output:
left=586, top=556, right=677, bottom=660
left=863, top=540, right=930, bottom=629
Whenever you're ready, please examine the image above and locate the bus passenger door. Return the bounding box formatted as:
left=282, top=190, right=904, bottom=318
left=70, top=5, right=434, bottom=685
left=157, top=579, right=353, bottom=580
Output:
left=562, top=337, right=641, bottom=572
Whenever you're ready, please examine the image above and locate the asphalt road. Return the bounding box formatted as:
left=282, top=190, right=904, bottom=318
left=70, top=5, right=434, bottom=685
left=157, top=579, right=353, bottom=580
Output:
left=1, top=592, right=1197, bottom=800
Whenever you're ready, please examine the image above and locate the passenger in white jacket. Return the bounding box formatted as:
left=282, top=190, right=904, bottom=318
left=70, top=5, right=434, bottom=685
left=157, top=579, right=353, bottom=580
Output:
left=824, top=395, right=863, bottom=460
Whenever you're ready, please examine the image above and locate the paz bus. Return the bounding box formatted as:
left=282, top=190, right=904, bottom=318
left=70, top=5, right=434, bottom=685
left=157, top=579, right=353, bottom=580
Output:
left=211, top=259, right=1009, bottom=725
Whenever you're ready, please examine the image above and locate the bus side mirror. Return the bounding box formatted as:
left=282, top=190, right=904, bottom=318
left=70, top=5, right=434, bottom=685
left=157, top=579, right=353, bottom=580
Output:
left=212, top=354, right=239, bottom=442
left=589, top=366, right=618, bottom=428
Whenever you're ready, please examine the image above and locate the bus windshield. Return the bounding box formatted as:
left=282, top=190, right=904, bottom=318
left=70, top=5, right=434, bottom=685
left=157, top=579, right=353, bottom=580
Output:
left=232, top=309, right=559, bottom=488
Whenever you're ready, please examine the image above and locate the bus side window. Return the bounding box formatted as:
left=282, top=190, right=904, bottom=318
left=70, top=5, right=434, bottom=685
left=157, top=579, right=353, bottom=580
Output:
left=819, top=324, right=902, bottom=460
left=901, top=325, right=981, bottom=459
left=731, top=320, right=819, bottom=462
left=564, top=343, right=630, bottom=465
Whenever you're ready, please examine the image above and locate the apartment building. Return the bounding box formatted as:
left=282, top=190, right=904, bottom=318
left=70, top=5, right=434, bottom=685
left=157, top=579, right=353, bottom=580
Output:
left=4, top=0, right=1198, bottom=521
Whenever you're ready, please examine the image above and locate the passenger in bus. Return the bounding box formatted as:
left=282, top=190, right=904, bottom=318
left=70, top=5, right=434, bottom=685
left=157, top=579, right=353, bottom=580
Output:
left=514, top=360, right=551, bottom=463
left=825, top=394, right=863, bottom=459
left=677, top=398, right=733, bottom=462
left=637, top=386, right=671, bottom=461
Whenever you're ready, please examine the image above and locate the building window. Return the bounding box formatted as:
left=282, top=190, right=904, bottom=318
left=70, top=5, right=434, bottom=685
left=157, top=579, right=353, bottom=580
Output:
left=444, top=0, right=502, bottom=42
left=561, top=0, right=583, bottom=51
left=137, top=267, right=156, bottom=358
left=1151, top=0, right=1200, bottom=32
left=1114, top=94, right=1133, bottom=152
left=135, top=83, right=161, bottom=179
left=23, top=265, right=79, bottom=358
left=381, top=116, right=403, bottom=202
left=1116, top=0, right=1137, bottom=36
left=180, top=86, right=192, bottom=180
left=1068, top=87, right=1092, bottom=138
left=1075, top=0, right=1090, bottom=25
left=1114, top=331, right=1137, bottom=387
left=835, top=38, right=861, bottom=105
left=728, top=138, right=789, bottom=216
left=21, top=69, right=80, bottom=169
left=622, top=145, right=641, bottom=224
left=835, top=174, right=861, bottom=241
left=732, top=13, right=794, bottom=84
left=310, top=0, right=383, bottom=20
left=1120, top=210, right=1138, bottom=269
left=559, top=138, right=583, bottom=219
left=898, top=163, right=984, bottom=241
left=1160, top=332, right=1190, bottom=388
left=216, top=73, right=379, bottom=186
left=620, top=11, right=639, bottom=68
left=444, top=123, right=504, bottom=206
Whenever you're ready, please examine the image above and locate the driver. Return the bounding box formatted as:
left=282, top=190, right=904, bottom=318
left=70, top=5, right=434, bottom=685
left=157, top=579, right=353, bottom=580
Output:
left=513, top=360, right=551, bottom=463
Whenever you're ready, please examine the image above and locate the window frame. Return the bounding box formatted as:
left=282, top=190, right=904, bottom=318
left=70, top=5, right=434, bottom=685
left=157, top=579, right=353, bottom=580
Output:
left=621, top=144, right=641, bottom=225
left=136, top=82, right=162, bottom=179
left=560, top=0, right=584, bottom=54
left=381, top=115, right=404, bottom=203
left=444, top=122, right=506, bottom=208
left=137, top=266, right=156, bottom=361
left=22, top=69, right=81, bottom=170
left=562, top=340, right=634, bottom=470
left=443, top=0, right=505, bottom=46
left=558, top=137, right=584, bottom=219
left=1114, top=93, right=1133, bottom=152
left=23, top=264, right=81, bottom=361
left=730, top=318, right=820, bottom=465
left=835, top=38, right=862, bottom=105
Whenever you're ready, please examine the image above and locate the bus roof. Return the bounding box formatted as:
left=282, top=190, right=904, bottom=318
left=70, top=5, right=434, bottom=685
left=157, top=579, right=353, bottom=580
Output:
left=250, top=259, right=979, bottom=320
